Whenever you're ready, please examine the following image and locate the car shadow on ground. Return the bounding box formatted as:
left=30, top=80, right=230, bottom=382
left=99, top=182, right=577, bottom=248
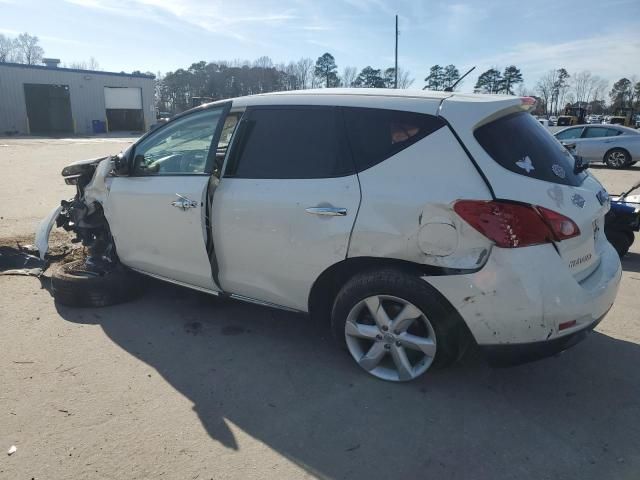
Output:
left=588, top=163, right=639, bottom=171
left=622, top=252, right=640, bottom=273
left=54, top=279, right=640, bottom=479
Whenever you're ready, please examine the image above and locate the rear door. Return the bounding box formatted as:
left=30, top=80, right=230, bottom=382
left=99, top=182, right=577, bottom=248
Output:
left=578, top=126, right=620, bottom=161
left=441, top=98, right=609, bottom=282
left=212, top=106, right=360, bottom=311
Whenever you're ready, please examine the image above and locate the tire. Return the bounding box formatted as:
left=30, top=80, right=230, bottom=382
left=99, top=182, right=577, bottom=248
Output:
left=51, top=259, right=142, bottom=307
left=331, top=268, right=467, bottom=382
left=605, top=229, right=633, bottom=258
left=604, top=148, right=631, bottom=169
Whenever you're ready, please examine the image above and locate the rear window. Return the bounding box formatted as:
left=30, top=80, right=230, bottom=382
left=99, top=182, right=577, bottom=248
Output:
left=474, top=112, right=586, bottom=187
left=343, top=107, right=445, bottom=172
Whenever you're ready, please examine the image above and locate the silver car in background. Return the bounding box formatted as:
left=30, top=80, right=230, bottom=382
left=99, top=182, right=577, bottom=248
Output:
left=554, top=124, right=640, bottom=168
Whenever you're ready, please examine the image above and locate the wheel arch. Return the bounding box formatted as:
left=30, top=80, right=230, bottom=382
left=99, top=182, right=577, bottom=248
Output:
left=308, top=256, right=457, bottom=323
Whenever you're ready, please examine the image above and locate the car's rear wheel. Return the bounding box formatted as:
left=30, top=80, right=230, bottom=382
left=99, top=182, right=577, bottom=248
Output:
left=331, top=268, right=465, bottom=382
left=51, top=259, right=142, bottom=307
left=604, top=148, right=631, bottom=169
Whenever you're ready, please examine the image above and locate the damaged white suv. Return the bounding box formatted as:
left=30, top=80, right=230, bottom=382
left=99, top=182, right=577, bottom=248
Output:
left=37, top=89, right=622, bottom=381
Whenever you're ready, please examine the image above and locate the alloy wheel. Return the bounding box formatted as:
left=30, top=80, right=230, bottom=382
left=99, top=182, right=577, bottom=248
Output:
left=344, top=295, right=437, bottom=381
left=607, top=150, right=627, bottom=168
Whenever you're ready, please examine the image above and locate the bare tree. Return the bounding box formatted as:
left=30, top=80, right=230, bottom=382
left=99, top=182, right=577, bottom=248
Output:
left=592, top=78, right=609, bottom=103
left=88, top=56, right=100, bottom=70
left=14, top=32, right=44, bottom=65
left=396, top=68, right=414, bottom=89
left=253, top=56, right=273, bottom=69
left=340, top=66, right=358, bottom=87
left=295, top=57, right=314, bottom=89
left=66, top=61, right=87, bottom=69
left=571, top=71, right=599, bottom=106
left=516, top=83, right=530, bottom=96
left=535, top=70, right=558, bottom=115
left=0, top=34, right=16, bottom=62
left=283, top=62, right=298, bottom=90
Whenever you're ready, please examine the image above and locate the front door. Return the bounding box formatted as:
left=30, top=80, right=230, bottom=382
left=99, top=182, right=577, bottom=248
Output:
left=104, top=104, right=230, bottom=291
left=212, top=106, right=361, bottom=310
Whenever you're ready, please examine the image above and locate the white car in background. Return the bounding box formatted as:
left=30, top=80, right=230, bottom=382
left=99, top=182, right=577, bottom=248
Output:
left=37, top=89, right=621, bottom=382
left=554, top=124, right=640, bottom=168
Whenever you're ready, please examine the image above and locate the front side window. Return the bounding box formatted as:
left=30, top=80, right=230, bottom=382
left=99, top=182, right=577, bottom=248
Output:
left=555, top=127, right=583, bottom=140
left=475, top=112, right=585, bottom=187
left=226, top=107, right=352, bottom=179
left=132, top=107, right=225, bottom=175
left=343, top=107, right=446, bottom=172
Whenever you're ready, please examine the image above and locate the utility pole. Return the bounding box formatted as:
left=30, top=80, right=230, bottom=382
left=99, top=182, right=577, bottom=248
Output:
left=394, top=14, right=398, bottom=89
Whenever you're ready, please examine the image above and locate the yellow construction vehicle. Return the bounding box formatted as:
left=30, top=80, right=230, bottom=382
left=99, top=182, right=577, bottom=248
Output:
left=556, top=105, right=587, bottom=126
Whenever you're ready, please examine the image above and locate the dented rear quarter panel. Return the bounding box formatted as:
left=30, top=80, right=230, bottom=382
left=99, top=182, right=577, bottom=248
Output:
left=348, top=126, right=494, bottom=269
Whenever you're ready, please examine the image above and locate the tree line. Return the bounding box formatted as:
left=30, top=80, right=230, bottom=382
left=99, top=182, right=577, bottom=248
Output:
left=535, top=68, right=640, bottom=116
left=157, top=53, right=415, bottom=113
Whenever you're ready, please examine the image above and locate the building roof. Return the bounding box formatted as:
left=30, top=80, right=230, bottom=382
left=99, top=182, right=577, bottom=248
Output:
left=0, top=61, right=155, bottom=79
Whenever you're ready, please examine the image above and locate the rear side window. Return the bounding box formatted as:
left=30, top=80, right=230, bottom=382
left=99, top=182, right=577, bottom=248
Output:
left=343, top=107, right=446, bottom=172
left=474, top=112, right=585, bottom=186
left=584, top=127, right=614, bottom=138
left=226, top=107, right=352, bottom=179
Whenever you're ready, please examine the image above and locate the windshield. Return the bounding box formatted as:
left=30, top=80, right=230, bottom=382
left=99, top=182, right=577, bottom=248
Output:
left=474, top=112, right=586, bottom=187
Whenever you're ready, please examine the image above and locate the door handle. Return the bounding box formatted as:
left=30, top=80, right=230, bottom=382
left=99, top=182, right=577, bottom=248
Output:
left=305, top=206, right=347, bottom=216
left=171, top=194, right=198, bottom=210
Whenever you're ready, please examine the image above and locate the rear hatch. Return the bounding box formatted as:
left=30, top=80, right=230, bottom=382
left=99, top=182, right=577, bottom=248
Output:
left=440, top=96, right=609, bottom=281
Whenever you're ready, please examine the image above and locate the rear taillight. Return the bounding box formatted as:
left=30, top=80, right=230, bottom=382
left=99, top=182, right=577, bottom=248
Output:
left=453, top=200, right=580, bottom=248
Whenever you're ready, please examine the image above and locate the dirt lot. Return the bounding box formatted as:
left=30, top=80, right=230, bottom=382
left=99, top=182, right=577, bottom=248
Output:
left=1, top=138, right=640, bottom=480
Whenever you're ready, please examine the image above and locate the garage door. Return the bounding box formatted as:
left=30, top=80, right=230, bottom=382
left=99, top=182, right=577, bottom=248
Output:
left=104, top=87, right=144, bottom=131
left=24, top=84, right=73, bottom=134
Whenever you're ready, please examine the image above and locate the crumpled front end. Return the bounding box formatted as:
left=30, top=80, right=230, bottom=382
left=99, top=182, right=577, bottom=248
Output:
left=35, top=157, right=116, bottom=271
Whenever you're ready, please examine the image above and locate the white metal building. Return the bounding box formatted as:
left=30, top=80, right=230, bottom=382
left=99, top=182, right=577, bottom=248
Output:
left=0, top=60, right=155, bottom=135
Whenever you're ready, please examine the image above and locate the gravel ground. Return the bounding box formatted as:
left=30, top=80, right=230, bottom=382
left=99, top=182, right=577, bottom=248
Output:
left=1, top=138, right=640, bottom=480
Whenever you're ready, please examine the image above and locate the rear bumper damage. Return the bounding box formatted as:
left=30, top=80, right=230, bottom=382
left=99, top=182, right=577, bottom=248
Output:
left=424, top=239, right=621, bottom=358
left=480, top=311, right=608, bottom=367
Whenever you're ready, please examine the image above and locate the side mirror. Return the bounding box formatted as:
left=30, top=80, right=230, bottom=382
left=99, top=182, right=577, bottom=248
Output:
left=113, top=153, right=130, bottom=175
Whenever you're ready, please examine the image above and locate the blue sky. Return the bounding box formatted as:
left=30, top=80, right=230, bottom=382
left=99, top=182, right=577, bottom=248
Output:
left=2, top=0, right=639, bottom=92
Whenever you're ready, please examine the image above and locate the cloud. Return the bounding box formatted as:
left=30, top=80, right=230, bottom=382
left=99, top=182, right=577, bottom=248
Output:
left=65, top=0, right=297, bottom=41
left=341, top=0, right=395, bottom=15
left=470, top=27, right=640, bottom=90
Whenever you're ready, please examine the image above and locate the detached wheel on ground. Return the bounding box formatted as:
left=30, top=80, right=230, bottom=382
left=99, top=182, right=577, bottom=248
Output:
left=604, top=148, right=631, bottom=169
left=51, top=259, right=142, bottom=307
left=331, top=268, right=468, bottom=382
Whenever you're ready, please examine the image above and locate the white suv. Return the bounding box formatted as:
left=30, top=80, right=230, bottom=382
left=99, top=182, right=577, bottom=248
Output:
left=38, top=89, right=622, bottom=382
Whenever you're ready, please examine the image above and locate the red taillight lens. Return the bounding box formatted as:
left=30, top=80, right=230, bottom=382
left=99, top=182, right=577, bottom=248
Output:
left=453, top=200, right=580, bottom=248
left=536, top=206, right=581, bottom=240
left=520, top=96, right=537, bottom=107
